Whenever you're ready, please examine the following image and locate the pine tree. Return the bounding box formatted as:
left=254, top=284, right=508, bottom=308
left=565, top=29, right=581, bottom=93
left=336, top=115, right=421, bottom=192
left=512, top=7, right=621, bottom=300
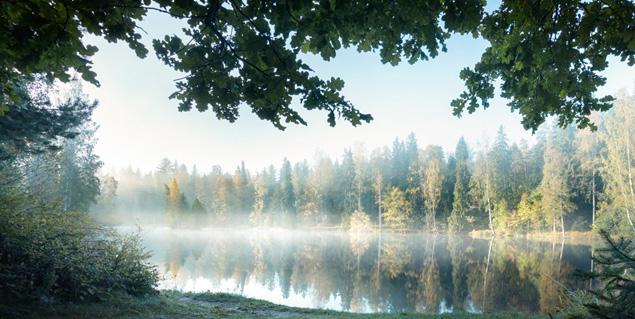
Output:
left=250, top=176, right=266, bottom=226
left=57, top=122, right=103, bottom=212
left=390, top=138, right=408, bottom=190
left=95, top=175, right=118, bottom=213
left=337, top=149, right=357, bottom=217
left=191, top=198, right=205, bottom=214
left=405, top=133, right=422, bottom=217
left=352, top=142, right=368, bottom=212
left=156, top=158, right=175, bottom=184
left=491, top=126, right=512, bottom=205
left=278, top=158, right=296, bottom=221
left=449, top=137, right=470, bottom=232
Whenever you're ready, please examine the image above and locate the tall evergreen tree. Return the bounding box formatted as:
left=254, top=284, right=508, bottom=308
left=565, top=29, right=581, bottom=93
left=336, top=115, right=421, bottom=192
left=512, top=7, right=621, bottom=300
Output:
left=0, top=78, right=96, bottom=161
left=58, top=122, right=102, bottom=212
left=449, top=137, right=470, bottom=232
left=390, top=138, right=408, bottom=190
left=337, top=150, right=357, bottom=217
left=352, top=142, right=368, bottom=212
left=278, top=158, right=296, bottom=221
left=405, top=133, right=422, bottom=221
left=156, top=158, right=175, bottom=185
left=491, top=126, right=512, bottom=205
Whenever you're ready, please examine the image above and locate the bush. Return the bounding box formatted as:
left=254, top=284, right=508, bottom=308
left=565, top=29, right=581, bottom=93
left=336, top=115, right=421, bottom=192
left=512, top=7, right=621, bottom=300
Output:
left=349, top=211, right=374, bottom=233
left=0, top=203, right=158, bottom=303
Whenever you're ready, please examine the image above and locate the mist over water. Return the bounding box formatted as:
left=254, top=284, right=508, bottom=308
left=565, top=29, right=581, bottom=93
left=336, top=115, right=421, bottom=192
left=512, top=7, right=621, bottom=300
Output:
left=119, top=226, right=594, bottom=314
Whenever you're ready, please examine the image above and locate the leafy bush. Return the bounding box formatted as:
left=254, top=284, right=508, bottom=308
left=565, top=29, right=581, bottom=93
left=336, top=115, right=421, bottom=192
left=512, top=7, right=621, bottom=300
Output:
left=349, top=211, right=374, bottom=233
left=0, top=201, right=158, bottom=303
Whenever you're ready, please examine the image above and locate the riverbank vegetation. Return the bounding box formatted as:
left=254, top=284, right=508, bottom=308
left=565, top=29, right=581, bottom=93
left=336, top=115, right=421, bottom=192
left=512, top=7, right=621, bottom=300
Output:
left=4, top=291, right=548, bottom=319
left=0, top=79, right=158, bottom=307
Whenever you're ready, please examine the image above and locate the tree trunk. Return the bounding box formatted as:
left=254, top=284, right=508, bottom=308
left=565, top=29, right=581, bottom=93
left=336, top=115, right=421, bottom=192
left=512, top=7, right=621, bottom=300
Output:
left=63, top=174, right=71, bottom=212
left=589, top=247, right=594, bottom=290
left=485, top=159, right=494, bottom=232
left=376, top=230, right=382, bottom=288
left=358, top=179, right=362, bottom=212
left=558, top=238, right=565, bottom=272
left=624, top=127, right=635, bottom=232
left=560, top=212, right=565, bottom=237
left=613, top=139, right=635, bottom=232
left=487, top=195, right=493, bottom=233
left=378, top=179, right=382, bottom=232
left=592, top=169, right=596, bottom=228
left=432, top=209, right=436, bottom=232
left=482, top=238, right=493, bottom=310
left=626, top=208, right=635, bottom=231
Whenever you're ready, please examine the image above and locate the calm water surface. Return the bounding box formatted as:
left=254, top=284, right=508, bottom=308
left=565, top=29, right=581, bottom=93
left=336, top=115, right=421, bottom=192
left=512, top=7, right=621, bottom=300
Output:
left=130, top=227, right=594, bottom=314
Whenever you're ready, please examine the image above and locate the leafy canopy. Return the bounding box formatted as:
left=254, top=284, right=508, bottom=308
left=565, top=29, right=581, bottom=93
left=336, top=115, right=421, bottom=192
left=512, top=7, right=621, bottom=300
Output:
left=1, top=0, right=633, bottom=130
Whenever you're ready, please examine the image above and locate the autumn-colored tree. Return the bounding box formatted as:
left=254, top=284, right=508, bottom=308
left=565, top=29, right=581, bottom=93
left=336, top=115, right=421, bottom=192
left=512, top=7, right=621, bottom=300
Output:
left=382, top=187, right=412, bottom=229
left=421, top=145, right=445, bottom=231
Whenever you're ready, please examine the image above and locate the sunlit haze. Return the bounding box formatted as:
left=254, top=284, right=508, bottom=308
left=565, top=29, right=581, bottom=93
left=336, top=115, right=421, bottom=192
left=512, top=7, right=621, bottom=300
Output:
left=84, top=12, right=634, bottom=173
left=5, top=2, right=635, bottom=317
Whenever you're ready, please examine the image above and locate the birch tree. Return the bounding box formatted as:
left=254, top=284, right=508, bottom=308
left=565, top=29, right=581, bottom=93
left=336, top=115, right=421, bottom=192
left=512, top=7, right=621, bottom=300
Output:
left=540, top=125, right=575, bottom=235
left=598, top=93, right=635, bottom=233
left=421, top=145, right=445, bottom=231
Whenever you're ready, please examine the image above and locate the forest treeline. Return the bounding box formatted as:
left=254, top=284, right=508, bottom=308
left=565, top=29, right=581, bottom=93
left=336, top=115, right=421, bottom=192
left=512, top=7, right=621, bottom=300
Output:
left=97, top=94, right=635, bottom=235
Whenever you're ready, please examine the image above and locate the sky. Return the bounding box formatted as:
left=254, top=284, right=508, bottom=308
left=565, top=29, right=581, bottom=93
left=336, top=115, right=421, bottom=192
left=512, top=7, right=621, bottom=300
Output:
left=83, top=12, right=635, bottom=174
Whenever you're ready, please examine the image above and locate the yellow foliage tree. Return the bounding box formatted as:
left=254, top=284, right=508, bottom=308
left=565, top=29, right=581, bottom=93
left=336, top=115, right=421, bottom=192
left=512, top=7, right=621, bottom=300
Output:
left=382, top=187, right=412, bottom=229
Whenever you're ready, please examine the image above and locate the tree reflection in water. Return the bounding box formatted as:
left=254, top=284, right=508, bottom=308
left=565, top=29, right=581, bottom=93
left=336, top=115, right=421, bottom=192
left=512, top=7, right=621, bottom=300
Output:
left=143, top=228, right=592, bottom=314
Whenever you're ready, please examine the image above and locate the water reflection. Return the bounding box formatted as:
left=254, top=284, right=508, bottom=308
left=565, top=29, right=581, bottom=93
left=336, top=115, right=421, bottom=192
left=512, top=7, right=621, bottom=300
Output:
left=136, top=228, right=592, bottom=314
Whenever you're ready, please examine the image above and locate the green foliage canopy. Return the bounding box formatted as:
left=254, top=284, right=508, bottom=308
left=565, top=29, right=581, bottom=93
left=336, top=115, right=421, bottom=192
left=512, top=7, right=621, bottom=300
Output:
left=2, top=0, right=633, bottom=131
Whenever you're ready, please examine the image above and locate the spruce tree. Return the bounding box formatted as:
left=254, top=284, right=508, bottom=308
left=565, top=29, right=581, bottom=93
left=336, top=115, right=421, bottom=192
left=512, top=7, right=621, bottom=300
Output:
left=278, top=158, right=296, bottom=221
left=449, top=137, right=470, bottom=232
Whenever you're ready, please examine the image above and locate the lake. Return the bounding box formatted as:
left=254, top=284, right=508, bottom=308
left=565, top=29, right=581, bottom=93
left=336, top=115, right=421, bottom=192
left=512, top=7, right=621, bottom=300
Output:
left=131, top=227, right=594, bottom=315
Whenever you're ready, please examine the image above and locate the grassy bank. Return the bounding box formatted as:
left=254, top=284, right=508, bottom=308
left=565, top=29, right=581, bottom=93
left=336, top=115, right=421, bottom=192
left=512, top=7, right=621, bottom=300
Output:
left=3, top=291, right=550, bottom=319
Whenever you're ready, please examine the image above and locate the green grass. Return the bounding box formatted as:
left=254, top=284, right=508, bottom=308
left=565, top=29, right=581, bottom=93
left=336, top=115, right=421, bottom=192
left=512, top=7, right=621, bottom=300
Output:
left=1, top=291, right=552, bottom=319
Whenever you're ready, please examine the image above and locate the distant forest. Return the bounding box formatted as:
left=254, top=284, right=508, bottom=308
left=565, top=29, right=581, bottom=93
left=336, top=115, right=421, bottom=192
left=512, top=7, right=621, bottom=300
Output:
left=94, top=94, right=635, bottom=235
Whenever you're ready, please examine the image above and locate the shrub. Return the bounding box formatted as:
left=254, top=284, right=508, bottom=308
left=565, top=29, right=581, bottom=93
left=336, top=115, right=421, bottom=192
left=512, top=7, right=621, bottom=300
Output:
left=0, top=203, right=158, bottom=303
left=349, top=211, right=374, bottom=233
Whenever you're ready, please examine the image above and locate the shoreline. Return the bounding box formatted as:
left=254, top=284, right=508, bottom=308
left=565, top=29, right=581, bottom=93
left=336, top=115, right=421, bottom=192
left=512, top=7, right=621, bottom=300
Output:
left=113, top=222, right=598, bottom=245
left=469, top=230, right=597, bottom=246
left=4, top=291, right=549, bottom=319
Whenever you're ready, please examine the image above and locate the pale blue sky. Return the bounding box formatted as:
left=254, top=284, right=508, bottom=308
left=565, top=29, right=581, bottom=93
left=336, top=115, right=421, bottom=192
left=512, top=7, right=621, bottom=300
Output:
left=84, top=12, right=634, bottom=173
